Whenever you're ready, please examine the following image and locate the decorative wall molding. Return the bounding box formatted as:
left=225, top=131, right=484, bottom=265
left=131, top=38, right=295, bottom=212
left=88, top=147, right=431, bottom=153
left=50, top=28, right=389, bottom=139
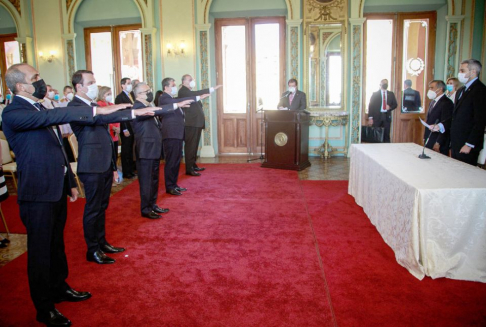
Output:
left=286, top=19, right=302, bottom=84
left=445, top=15, right=465, bottom=79
left=305, top=0, right=346, bottom=23
left=7, top=0, right=19, bottom=15
left=349, top=18, right=365, bottom=145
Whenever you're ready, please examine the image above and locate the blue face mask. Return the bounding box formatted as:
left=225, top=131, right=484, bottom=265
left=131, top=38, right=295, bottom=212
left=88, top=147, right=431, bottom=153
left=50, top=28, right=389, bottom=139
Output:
left=54, top=94, right=60, bottom=101
left=6, top=94, right=11, bottom=100
left=446, top=85, right=453, bottom=92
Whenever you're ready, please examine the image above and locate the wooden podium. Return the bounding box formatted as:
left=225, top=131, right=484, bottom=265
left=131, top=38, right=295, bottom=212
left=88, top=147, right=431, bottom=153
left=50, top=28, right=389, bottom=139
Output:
left=261, top=110, right=311, bottom=171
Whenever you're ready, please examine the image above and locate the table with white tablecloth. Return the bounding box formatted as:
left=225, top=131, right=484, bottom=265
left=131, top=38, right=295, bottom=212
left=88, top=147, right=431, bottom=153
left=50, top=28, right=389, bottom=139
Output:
left=348, top=143, right=486, bottom=282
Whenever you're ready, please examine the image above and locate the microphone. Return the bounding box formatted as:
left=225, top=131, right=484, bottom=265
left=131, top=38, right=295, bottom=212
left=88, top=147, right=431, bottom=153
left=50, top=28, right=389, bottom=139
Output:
left=280, top=91, right=290, bottom=99
left=419, top=118, right=439, bottom=159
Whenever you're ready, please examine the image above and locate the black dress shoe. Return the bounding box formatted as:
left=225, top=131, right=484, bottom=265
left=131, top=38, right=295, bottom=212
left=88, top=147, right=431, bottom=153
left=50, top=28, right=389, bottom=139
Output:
left=86, top=250, right=115, bottom=264
left=0, top=242, right=6, bottom=248
left=194, top=167, right=205, bottom=171
left=142, top=211, right=161, bottom=219
left=54, top=288, right=92, bottom=303
left=153, top=206, right=169, bottom=214
left=101, top=244, right=125, bottom=254
left=36, top=309, right=71, bottom=326
left=1, top=238, right=10, bottom=244
left=175, top=186, right=187, bottom=192
left=186, top=171, right=201, bottom=176
left=167, top=189, right=182, bottom=196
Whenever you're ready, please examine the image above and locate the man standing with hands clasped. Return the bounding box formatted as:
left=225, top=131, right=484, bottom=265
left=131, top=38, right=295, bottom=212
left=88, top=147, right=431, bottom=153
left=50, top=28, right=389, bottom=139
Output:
left=2, top=63, right=130, bottom=326
left=367, top=79, right=398, bottom=143
left=446, top=59, right=486, bottom=165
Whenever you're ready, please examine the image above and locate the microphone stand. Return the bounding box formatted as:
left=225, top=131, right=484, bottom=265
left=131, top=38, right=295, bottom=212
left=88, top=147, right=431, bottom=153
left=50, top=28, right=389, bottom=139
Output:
left=247, top=108, right=265, bottom=162
left=419, top=119, right=439, bottom=159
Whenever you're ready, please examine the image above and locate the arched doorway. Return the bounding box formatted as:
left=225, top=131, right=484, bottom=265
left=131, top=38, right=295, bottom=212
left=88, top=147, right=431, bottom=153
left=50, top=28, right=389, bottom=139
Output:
left=0, top=4, right=21, bottom=98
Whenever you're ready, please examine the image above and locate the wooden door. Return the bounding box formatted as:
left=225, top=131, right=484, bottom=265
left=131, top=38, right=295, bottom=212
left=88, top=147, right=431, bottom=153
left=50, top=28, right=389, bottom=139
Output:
left=85, top=24, right=142, bottom=95
left=0, top=34, right=19, bottom=97
left=215, top=17, right=286, bottom=154
left=393, top=12, right=436, bottom=144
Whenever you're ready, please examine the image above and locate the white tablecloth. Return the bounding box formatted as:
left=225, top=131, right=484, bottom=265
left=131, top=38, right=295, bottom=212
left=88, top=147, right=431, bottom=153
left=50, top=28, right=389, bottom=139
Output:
left=348, top=143, right=486, bottom=282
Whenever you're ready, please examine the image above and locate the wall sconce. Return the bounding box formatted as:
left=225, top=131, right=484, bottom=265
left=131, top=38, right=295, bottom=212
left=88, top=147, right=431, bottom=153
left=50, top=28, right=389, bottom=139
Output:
left=39, top=50, right=56, bottom=63
left=167, top=41, right=186, bottom=57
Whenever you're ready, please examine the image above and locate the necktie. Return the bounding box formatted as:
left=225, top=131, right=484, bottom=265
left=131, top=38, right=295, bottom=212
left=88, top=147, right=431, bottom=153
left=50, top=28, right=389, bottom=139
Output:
left=427, top=100, right=436, bottom=119
left=382, top=91, right=386, bottom=110
left=289, top=93, right=295, bottom=105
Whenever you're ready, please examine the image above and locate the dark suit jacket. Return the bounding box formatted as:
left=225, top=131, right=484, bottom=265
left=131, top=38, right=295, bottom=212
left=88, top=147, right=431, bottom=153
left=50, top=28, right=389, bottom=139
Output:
left=403, top=88, right=421, bottom=112
left=277, top=90, right=307, bottom=110
left=424, top=94, right=454, bottom=147
left=368, top=90, right=398, bottom=124
left=2, top=96, right=94, bottom=202
left=178, top=86, right=210, bottom=129
left=114, top=91, right=134, bottom=134
left=68, top=96, right=133, bottom=173
left=158, top=93, right=188, bottom=140
left=450, top=79, right=486, bottom=152
left=131, top=100, right=174, bottom=159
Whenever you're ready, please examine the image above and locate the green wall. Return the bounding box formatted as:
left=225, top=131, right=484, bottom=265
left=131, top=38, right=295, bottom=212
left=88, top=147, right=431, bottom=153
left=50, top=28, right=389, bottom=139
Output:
left=0, top=5, right=16, bottom=35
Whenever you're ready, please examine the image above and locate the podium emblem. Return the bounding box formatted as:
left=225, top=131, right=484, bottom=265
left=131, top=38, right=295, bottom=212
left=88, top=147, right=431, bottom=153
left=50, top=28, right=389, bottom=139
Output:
left=274, top=132, right=288, bottom=146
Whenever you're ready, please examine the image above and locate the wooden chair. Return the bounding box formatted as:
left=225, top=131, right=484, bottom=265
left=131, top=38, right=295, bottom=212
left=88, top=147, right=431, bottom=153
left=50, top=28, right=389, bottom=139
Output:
left=0, top=208, right=9, bottom=239
left=67, top=134, right=84, bottom=197
left=0, top=139, right=17, bottom=190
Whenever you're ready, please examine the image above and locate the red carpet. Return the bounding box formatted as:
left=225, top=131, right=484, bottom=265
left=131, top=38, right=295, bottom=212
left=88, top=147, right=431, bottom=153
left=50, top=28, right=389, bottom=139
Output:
left=0, top=164, right=485, bottom=326
left=0, top=196, right=86, bottom=234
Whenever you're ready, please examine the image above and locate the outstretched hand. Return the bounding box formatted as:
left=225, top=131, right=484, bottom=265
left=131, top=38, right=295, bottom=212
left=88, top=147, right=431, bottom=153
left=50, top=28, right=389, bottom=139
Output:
left=214, top=85, right=223, bottom=90
left=200, top=94, right=211, bottom=100
left=177, top=99, right=194, bottom=108
left=96, top=103, right=131, bottom=115
left=134, top=108, right=157, bottom=116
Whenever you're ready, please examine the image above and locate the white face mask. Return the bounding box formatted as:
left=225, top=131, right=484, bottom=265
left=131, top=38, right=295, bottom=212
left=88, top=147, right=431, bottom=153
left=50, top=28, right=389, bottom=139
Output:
left=189, top=80, right=196, bottom=88
left=0, top=96, right=4, bottom=103
left=47, top=91, right=55, bottom=99
left=427, top=89, right=437, bottom=100
left=126, top=84, right=133, bottom=92
left=288, top=87, right=296, bottom=93
left=171, top=86, right=178, bottom=95
left=66, top=92, right=74, bottom=101
left=86, top=83, right=99, bottom=100
left=458, top=72, right=469, bottom=84
left=105, top=95, right=113, bottom=103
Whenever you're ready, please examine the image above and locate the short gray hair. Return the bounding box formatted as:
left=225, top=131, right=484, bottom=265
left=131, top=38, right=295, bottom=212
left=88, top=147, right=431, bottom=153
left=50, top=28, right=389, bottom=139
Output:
left=429, top=80, right=446, bottom=92
left=133, top=82, right=148, bottom=96
left=5, top=63, right=28, bottom=94
left=461, top=59, right=482, bottom=75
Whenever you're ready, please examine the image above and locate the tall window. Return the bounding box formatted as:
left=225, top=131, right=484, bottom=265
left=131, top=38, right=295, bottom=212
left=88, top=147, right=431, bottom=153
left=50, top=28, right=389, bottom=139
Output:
left=364, top=19, right=393, bottom=113
left=85, top=25, right=143, bottom=94
left=0, top=34, right=21, bottom=97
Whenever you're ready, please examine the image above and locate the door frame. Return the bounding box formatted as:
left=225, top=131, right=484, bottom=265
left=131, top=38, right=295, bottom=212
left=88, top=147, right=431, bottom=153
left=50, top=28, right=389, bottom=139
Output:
left=0, top=33, right=18, bottom=97
left=84, top=24, right=142, bottom=95
left=215, top=17, right=286, bottom=154
left=393, top=11, right=436, bottom=144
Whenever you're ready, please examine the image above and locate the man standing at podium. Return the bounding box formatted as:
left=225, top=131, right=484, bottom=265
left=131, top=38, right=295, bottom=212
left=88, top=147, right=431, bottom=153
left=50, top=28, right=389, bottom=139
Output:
left=277, top=79, right=307, bottom=111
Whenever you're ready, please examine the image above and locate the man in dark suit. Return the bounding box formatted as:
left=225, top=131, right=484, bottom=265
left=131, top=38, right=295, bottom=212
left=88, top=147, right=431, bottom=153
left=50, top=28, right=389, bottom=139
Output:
left=448, top=59, right=486, bottom=165
left=277, top=78, right=307, bottom=110
left=423, top=80, right=454, bottom=155
left=178, top=74, right=221, bottom=176
left=367, top=79, right=398, bottom=143
left=1, top=63, right=129, bottom=326
left=402, top=79, right=422, bottom=112
left=131, top=82, right=192, bottom=218
left=114, top=77, right=137, bottom=178
left=69, top=70, right=158, bottom=265
left=159, top=78, right=207, bottom=195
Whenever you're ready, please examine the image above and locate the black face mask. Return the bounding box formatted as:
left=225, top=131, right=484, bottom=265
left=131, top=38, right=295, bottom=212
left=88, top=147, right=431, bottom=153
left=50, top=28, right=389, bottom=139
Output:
left=31, top=79, right=48, bottom=99
left=146, top=91, right=154, bottom=103
left=381, top=83, right=388, bottom=90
